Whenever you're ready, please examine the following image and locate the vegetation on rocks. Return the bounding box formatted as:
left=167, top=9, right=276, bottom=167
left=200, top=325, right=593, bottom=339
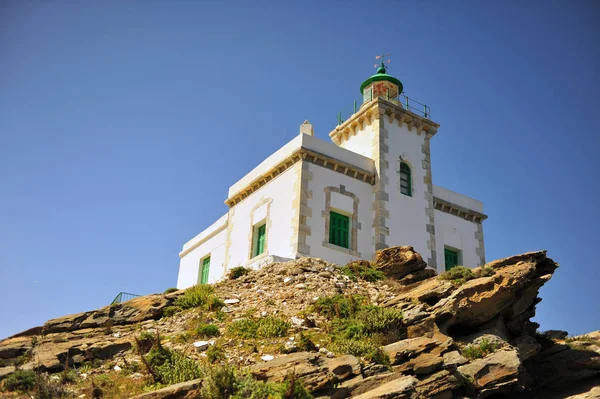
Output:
left=175, top=284, right=224, bottom=310
left=438, top=265, right=495, bottom=285
left=228, top=316, right=291, bottom=339
left=163, top=287, right=178, bottom=294
left=228, top=266, right=251, bottom=280
left=195, top=323, right=220, bottom=338
left=461, top=337, right=502, bottom=360
left=341, top=260, right=385, bottom=282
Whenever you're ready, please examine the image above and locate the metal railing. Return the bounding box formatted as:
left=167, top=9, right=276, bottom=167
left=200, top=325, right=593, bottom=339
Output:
left=336, top=91, right=431, bottom=126
left=111, top=292, right=141, bottom=305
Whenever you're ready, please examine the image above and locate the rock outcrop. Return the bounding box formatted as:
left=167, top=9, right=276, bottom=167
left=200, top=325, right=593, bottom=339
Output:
left=0, top=247, right=598, bottom=399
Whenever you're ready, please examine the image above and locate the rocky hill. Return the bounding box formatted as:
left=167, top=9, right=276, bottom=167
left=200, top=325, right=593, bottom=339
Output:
left=0, top=247, right=598, bottom=398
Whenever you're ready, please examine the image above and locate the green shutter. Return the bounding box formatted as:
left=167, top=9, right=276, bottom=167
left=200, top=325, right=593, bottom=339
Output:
left=400, top=162, right=412, bottom=196
left=329, top=211, right=350, bottom=249
left=200, top=256, right=210, bottom=284
left=255, top=224, right=266, bottom=256
left=444, top=249, right=459, bottom=271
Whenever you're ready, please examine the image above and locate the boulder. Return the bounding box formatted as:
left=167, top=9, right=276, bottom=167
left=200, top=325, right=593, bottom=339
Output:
left=374, top=246, right=427, bottom=280
left=324, top=355, right=361, bottom=380
left=415, top=370, right=462, bottom=398
left=458, top=348, right=521, bottom=396
left=128, top=378, right=202, bottom=398
left=251, top=352, right=334, bottom=392
left=397, top=268, right=437, bottom=285
left=442, top=351, right=468, bottom=369
left=352, top=375, right=418, bottom=399
left=382, top=337, right=439, bottom=366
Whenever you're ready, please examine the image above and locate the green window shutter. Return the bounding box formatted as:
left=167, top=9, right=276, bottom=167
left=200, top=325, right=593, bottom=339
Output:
left=400, top=162, right=412, bottom=197
left=257, top=224, right=266, bottom=256
left=201, top=256, right=210, bottom=284
left=444, top=249, right=459, bottom=271
left=329, top=211, right=350, bottom=249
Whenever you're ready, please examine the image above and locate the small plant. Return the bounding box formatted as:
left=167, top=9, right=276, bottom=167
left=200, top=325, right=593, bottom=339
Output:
left=438, top=266, right=475, bottom=285
left=330, top=339, right=390, bottom=366
left=296, top=332, right=318, bottom=352
left=196, top=323, right=220, bottom=338
left=228, top=266, right=251, bottom=280
left=164, top=287, right=178, bottom=294
left=162, top=306, right=182, bottom=318
left=461, top=338, right=502, bottom=360
left=312, top=294, right=366, bottom=319
left=135, top=331, right=157, bottom=354
left=60, top=369, right=78, bottom=384
left=143, top=345, right=203, bottom=385
left=175, top=284, right=222, bottom=310
left=206, top=344, right=226, bottom=364
left=227, top=316, right=290, bottom=339
left=341, top=261, right=385, bottom=282
left=474, top=266, right=495, bottom=278
left=4, top=370, right=37, bottom=393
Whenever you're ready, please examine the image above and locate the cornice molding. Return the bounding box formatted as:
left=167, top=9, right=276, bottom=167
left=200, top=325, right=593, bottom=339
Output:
left=179, top=223, right=228, bottom=259
left=329, top=98, right=440, bottom=145
left=433, top=197, right=488, bottom=224
left=225, top=148, right=375, bottom=207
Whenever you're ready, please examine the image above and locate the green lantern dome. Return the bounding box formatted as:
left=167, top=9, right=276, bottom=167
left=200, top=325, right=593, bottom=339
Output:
left=360, top=63, right=403, bottom=95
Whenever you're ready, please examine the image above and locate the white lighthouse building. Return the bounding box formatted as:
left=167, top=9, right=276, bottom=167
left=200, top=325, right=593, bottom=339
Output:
left=176, top=64, right=487, bottom=288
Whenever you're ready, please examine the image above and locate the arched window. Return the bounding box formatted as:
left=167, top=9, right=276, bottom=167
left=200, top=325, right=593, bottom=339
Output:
left=400, top=162, right=412, bottom=196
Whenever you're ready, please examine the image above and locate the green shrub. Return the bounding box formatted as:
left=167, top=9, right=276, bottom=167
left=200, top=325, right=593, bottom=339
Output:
left=256, top=317, right=290, bottom=338
left=296, top=332, right=318, bottom=352
left=330, top=339, right=390, bottom=366
left=162, top=306, right=182, bottom=318
left=175, top=284, right=221, bottom=310
left=475, top=266, right=495, bottom=278
left=164, top=287, right=178, bottom=294
left=341, top=261, right=385, bottom=282
left=461, top=338, right=501, bottom=360
left=60, top=369, right=78, bottom=384
left=144, top=346, right=203, bottom=385
left=228, top=266, right=251, bottom=280
left=312, top=295, right=366, bottom=319
left=333, top=305, right=403, bottom=340
left=200, top=365, right=313, bottom=399
left=135, top=331, right=157, bottom=354
left=228, top=316, right=290, bottom=339
left=196, top=323, right=220, bottom=338
left=4, top=370, right=37, bottom=392
left=438, top=266, right=475, bottom=285
left=206, top=344, right=226, bottom=364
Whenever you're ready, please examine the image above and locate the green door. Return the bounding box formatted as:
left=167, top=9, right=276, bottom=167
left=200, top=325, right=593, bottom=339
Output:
left=254, top=224, right=266, bottom=257
left=329, top=211, right=349, bottom=249
left=200, top=257, right=210, bottom=284
left=444, top=249, right=459, bottom=271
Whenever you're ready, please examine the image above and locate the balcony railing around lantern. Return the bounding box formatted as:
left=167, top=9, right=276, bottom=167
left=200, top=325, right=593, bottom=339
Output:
left=336, top=91, right=431, bottom=126
left=111, top=291, right=141, bottom=305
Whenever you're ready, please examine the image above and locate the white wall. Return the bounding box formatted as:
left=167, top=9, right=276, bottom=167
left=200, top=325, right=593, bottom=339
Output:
left=384, top=121, right=432, bottom=262
left=304, top=163, right=374, bottom=265
left=226, top=166, right=297, bottom=269
left=177, top=228, right=227, bottom=289
left=339, top=124, right=376, bottom=159
left=433, top=185, right=483, bottom=213
left=434, top=209, right=481, bottom=273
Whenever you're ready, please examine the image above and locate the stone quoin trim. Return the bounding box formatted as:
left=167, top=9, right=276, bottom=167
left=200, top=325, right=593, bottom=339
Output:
left=290, top=161, right=312, bottom=256
left=247, top=197, right=273, bottom=262
left=422, top=137, right=438, bottom=268
left=329, top=98, right=440, bottom=146
left=225, top=149, right=375, bottom=207
left=475, top=223, right=486, bottom=266
left=433, top=197, right=488, bottom=224
left=222, top=206, right=235, bottom=274
left=322, top=185, right=361, bottom=257
left=371, top=108, right=390, bottom=251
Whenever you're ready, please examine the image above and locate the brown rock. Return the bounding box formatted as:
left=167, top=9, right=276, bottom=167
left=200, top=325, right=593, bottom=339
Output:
left=415, top=370, right=462, bottom=398
left=374, top=246, right=427, bottom=280
left=412, top=353, right=444, bottom=375
left=251, top=352, right=334, bottom=392
left=324, top=354, right=361, bottom=380
left=382, top=337, right=438, bottom=366
left=128, top=378, right=202, bottom=398
left=397, top=268, right=437, bottom=285
left=442, top=351, right=468, bottom=369
left=458, top=348, right=521, bottom=396
left=0, top=336, right=33, bottom=367
left=352, top=375, right=418, bottom=399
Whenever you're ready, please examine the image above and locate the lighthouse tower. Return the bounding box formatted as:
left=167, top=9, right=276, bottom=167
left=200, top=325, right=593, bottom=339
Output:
left=329, top=63, right=441, bottom=267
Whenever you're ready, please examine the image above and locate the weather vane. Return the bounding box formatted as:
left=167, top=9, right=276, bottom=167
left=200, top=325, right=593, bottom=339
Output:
left=374, top=52, right=391, bottom=69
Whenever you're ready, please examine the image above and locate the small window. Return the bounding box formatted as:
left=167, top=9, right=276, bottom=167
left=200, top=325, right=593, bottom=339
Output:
left=400, top=162, right=412, bottom=196
left=444, top=249, right=459, bottom=271
left=200, top=256, right=210, bottom=284
left=329, top=211, right=350, bottom=249
left=252, top=223, right=266, bottom=257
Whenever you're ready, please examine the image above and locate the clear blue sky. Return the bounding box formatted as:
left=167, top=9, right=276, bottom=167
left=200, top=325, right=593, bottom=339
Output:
left=1, top=1, right=598, bottom=339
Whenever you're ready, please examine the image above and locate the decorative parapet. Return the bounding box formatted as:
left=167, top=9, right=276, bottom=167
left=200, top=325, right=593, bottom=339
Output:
left=329, top=98, right=440, bottom=145
left=433, top=197, right=488, bottom=224
left=225, top=149, right=375, bottom=207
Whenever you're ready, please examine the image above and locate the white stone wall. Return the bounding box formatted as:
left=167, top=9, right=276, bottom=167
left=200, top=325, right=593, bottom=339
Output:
left=177, top=228, right=227, bottom=289
left=226, top=166, right=297, bottom=270
left=339, top=124, right=376, bottom=159
left=384, top=121, right=432, bottom=262
left=433, top=209, right=481, bottom=273
left=304, top=163, right=374, bottom=265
